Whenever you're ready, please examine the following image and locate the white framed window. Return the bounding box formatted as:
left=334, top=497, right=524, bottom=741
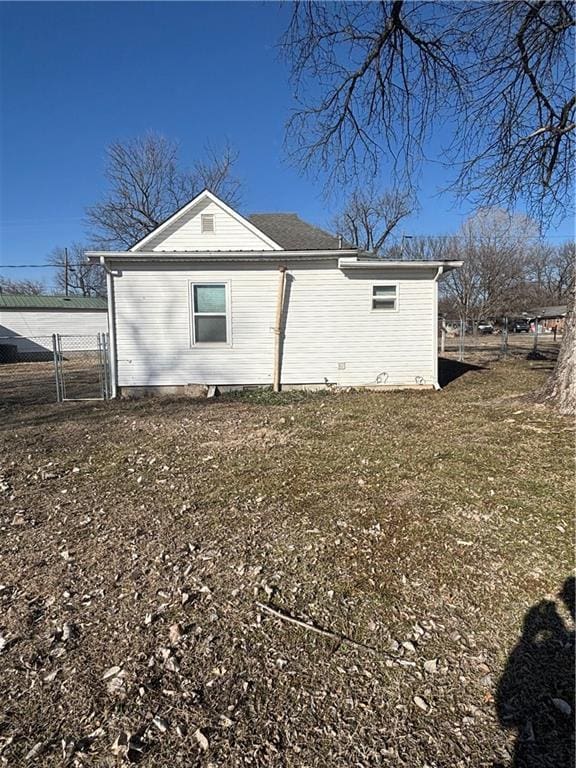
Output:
left=201, top=213, right=215, bottom=233
left=190, top=282, right=230, bottom=344
left=372, top=284, right=398, bottom=311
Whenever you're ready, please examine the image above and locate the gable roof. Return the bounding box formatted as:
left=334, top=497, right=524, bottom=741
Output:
left=0, top=294, right=107, bottom=311
left=248, top=213, right=350, bottom=251
left=130, top=189, right=283, bottom=252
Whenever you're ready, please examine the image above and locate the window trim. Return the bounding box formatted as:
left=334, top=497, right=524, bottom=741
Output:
left=201, top=213, right=215, bottom=234
left=371, top=282, right=399, bottom=312
left=189, top=281, right=232, bottom=347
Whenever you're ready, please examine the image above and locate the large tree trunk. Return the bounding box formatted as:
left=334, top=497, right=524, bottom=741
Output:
left=539, top=286, right=575, bottom=416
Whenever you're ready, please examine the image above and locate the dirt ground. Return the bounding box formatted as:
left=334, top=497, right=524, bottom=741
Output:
left=0, top=355, right=573, bottom=767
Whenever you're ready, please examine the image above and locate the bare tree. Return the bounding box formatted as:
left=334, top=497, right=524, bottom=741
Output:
left=282, top=1, right=574, bottom=223
left=0, top=277, right=46, bottom=295
left=333, top=187, right=413, bottom=253
left=550, top=241, right=576, bottom=300
left=539, top=285, right=575, bottom=415
left=282, top=1, right=575, bottom=412
left=86, top=134, right=242, bottom=249
left=48, top=244, right=106, bottom=297
left=441, top=208, right=539, bottom=327
left=526, top=241, right=576, bottom=305
left=383, top=234, right=451, bottom=261
left=452, top=2, right=575, bottom=222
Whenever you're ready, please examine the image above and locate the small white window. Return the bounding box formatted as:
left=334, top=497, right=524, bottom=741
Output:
left=372, top=284, right=397, bottom=310
left=201, top=214, right=215, bottom=233
left=191, top=283, right=228, bottom=344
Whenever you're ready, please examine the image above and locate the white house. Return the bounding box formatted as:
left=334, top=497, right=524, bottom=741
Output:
left=0, top=294, right=108, bottom=360
left=88, top=190, right=461, bottom=397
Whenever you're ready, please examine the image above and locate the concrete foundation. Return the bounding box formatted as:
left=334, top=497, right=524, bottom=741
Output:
left=118, top=381, right=436, bottom=398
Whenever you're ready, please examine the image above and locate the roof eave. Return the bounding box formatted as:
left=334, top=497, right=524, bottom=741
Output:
left=338, top=258, right=463, bottom=272
left=88, top=249, right=359, bottom=263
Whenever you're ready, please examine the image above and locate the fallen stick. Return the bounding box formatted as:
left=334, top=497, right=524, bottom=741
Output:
left=256, top=601, right=377, bottom=653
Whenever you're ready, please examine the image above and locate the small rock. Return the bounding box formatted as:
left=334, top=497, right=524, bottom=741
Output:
left=165, top=656, right=180, bottom=673
left=194, top=728, right=209, bottom=751
left=25, top=742, right=44, bottom=761
left=402, top=641, right=416, bottom=653
left=61, top=622, right=74, bottom=642
left=102, top=665, right=122, bottom=681
left=414, top=695, right=429, bottom=712
left=219, top=715, right=233, bottom=728
left=152, top=716, right=169, bottom=733
left=424, top=659, right=438, bottom=674
left=169, top=623, right=183, bottom=645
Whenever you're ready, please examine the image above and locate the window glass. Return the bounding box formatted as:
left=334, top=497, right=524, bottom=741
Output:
left=373, top=285, right=396, bottom=296
left=194, top=285, right=226, bottom=314
left=195, top=315, right=227, bottom=343
left=372, top=285, right=397, bottom=310
left=373, top=298, right=396, bottom=309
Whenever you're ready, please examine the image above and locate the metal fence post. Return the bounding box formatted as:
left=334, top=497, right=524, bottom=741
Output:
left=101, top=333, right=110, bottom=400
left=501, top=316, right=509, bottom=357
left=58, top=335, right=66, bottom=401
left=458, top=319, right=465, bottom=362
left=105, top=334, right=111, bottom=400
left=533, top=317, right=539, bottom=354
left=96, top=333, right=104, bottom=400
left=52, top=334, right=61, bottom=402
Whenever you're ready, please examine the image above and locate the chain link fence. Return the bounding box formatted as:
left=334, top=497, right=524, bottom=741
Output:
left=0, top=335, right=54, bottom=364
left=54, top=334, right=110, bottom=401
left=0, top=334, right=110, bottom=406
left=439, top=319, right=562, bottom=364
left=0, top=336, right=58, bottom=406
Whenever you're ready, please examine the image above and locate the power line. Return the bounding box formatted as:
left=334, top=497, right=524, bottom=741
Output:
left=0, top=264, right=56, bottom=268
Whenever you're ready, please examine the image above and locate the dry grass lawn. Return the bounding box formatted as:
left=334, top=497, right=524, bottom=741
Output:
left=0, top=356, right=573, bottom=767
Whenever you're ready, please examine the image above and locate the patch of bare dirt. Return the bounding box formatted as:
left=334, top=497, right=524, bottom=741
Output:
left=0, top=359, right=573, bottom=766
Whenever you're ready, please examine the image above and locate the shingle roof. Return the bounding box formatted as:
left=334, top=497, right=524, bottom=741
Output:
left=527, top=305, right=568, bottom=319
left=0, top=294, right=107, bottom=310
left=249, top=213, right=353, bottom=251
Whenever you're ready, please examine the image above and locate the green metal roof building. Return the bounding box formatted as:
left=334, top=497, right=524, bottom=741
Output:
left=0, top=294, right=107, bottom=311
left=0, top=294, right=108, bottom=356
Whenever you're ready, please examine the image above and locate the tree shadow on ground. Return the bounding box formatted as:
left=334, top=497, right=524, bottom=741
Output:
left=438, top=357, right=487, bottom=387
left=494, top=577, right=575, bottom=768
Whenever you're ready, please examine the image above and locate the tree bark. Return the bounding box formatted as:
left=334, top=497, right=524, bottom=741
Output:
left=539, top=285, right=575, bottom=416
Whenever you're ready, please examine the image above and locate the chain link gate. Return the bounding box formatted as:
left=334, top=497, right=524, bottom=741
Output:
left=53, top=333, right=111, bottom=402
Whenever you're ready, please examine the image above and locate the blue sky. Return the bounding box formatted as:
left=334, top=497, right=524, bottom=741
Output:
left=0, top=1, right=573, bottom=287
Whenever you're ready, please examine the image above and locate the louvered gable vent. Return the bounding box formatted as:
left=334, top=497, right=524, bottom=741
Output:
left=201, top=214, right=215, bottom=233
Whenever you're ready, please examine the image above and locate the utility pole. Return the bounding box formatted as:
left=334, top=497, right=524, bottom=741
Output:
left=401, top=234, right=413, bottom=259
left=64, top=247, right=69, bottom=297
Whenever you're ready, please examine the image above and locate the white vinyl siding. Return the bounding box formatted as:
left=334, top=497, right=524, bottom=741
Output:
left=112, top=261, right=438, bottom=388
left=0, top=309, right=108, bottom=352
left=142, top=198, right=276, bottom=252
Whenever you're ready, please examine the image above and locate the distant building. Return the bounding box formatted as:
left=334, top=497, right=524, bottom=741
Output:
left=526, top=305, right=568, bottom=333
left=0, top=294, right=108, bottom=360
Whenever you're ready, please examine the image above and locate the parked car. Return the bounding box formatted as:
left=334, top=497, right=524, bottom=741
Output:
left=510, top=318, right=530, bottom=333
left=477, top=321, right=494, bottom=335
